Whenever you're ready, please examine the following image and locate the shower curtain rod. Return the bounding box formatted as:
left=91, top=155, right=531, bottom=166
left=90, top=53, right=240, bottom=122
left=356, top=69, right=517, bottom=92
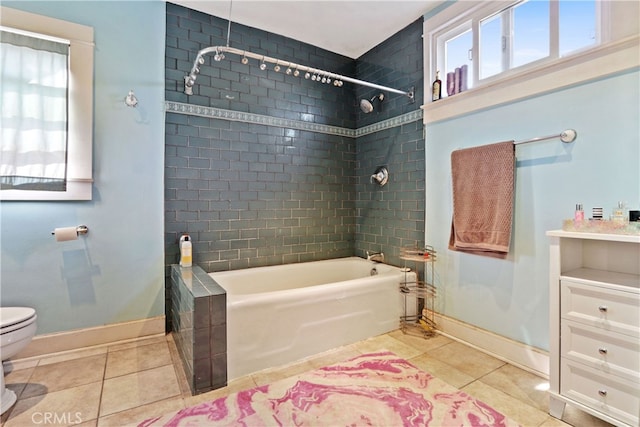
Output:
left=514, top=129, right=577, bottom=145
left=184, top=45, right=415, bottom=101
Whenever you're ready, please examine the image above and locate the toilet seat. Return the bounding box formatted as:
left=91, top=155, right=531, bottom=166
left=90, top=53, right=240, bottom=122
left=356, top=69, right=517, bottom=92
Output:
left=0, top=307, right=37, bottom=335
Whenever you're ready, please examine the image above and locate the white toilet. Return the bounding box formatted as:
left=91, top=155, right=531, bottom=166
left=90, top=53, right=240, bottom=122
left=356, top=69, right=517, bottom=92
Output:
left=1, top=307, right=37, bottom=415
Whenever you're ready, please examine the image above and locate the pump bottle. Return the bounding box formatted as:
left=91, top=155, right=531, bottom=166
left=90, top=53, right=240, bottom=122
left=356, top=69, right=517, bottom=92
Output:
left=179, top=235, right=192, bottom=267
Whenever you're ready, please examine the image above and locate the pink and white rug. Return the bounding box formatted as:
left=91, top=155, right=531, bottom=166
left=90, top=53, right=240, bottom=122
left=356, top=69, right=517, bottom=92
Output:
left=140, top=351, right=521, bottom=426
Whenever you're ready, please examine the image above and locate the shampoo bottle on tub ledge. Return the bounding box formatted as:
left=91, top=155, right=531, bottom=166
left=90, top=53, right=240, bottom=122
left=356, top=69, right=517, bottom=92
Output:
left=179, top=235, right=192, bottom=267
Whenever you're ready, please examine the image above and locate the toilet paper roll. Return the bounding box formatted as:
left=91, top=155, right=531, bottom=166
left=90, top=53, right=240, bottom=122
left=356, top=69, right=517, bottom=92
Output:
left=54, top=227, right=78, bottom=242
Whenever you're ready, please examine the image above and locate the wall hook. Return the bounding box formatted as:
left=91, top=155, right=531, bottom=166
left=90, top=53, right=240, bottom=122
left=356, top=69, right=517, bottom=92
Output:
left=124, top=90, right=138, bottom=107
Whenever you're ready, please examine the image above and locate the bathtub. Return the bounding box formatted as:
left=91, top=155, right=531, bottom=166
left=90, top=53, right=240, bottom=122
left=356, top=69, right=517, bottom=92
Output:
left=209, top=256, right=413, bottom=380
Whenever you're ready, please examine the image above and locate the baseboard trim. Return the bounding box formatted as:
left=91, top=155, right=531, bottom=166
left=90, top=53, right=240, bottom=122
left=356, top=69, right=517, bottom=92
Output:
left=14, top=316, right=166, bottom=359
left=434, top=313, right=549, bottom=378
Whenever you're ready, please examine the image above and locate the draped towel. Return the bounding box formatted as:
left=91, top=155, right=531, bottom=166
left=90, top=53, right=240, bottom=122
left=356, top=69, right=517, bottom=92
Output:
left=449, top=141, right=515, bottom=258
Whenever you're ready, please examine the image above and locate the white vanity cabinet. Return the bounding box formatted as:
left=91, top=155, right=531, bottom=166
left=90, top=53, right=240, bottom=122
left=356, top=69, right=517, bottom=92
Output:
left=547, top=230, right=640, bottom=427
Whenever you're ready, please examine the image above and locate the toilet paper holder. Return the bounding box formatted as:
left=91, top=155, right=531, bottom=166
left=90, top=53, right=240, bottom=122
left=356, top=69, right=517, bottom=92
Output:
left=50, top=225, right=89, bottom=236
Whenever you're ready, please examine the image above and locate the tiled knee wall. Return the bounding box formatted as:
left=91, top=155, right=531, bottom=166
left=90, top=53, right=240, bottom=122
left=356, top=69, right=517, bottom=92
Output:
left=171, top=264, right=227, bottom=394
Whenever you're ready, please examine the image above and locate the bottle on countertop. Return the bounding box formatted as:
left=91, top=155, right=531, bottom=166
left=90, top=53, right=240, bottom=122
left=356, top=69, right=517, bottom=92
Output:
left=611, top=201, right=627, bottom=224
left=432, top=70, right=442, bottom=102
left=574, top=203, right=584, bottom=225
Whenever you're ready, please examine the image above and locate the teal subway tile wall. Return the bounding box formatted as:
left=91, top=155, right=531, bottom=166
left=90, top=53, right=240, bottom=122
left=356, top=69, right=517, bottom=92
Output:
left=354, top=20, right=425, bottom=267
left=164, top=2, right=424, bottom=280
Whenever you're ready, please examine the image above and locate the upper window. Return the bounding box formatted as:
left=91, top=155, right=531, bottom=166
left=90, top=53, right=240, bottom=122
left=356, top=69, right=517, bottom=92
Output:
left=433, top=0, right=598, bottom=97
left=0, top=7, right=94, bottom=201
left=424, top=0, right=639, bottom=123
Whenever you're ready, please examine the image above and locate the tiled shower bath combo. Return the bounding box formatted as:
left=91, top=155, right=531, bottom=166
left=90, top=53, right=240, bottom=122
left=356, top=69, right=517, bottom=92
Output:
left=164, top=2, right=424, bottom=394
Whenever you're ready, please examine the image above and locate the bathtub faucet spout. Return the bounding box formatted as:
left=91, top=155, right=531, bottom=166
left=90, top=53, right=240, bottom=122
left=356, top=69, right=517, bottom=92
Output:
left=366, top=251, right=385, bottom=263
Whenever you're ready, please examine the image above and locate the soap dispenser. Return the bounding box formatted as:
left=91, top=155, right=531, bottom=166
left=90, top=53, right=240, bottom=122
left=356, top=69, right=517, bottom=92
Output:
left=179, top=234, right=192, bottom=267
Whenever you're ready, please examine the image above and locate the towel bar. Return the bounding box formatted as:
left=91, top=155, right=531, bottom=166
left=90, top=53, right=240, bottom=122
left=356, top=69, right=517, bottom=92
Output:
left=514, top=129, right=577, bottom=145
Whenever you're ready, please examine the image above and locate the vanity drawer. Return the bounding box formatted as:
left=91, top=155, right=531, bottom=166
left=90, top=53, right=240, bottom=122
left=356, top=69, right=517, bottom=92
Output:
left=561, top=280, right=640, bottom=337
left=561, top=359, right=640, bottom=426
left=561, top=320, right=640, bottom=382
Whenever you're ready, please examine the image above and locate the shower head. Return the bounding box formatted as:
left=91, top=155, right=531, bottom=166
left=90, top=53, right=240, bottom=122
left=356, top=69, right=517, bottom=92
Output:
left=359, top=93, right=384, bottom=113
left=360, top=99, right=374, bottom=114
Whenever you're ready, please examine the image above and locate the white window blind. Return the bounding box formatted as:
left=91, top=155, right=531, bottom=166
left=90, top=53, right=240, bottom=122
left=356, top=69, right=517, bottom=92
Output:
left=1, top=30, right=69, bottom=191
left=0, top=6, right=94, bottom=201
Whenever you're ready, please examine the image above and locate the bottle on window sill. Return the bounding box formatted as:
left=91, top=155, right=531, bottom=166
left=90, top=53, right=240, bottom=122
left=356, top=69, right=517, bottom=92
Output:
left=432, top=70, right=442, bottom=102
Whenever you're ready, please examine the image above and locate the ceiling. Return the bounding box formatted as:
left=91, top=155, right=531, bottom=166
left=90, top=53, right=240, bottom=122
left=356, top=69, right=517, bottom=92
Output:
left=171, top=1, right=443, bottom=58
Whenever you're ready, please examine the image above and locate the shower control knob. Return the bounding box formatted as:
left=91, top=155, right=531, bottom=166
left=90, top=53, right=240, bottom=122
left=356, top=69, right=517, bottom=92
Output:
left=370, top=166, right=389, bottom=186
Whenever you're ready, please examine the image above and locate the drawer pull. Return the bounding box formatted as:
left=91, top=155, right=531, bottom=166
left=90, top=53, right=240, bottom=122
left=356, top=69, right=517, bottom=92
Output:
left=598, top=347, right=608, bottom=355
left=598, top=305, right=608, bottom=313
left=598, top=389, right=607, bottom=397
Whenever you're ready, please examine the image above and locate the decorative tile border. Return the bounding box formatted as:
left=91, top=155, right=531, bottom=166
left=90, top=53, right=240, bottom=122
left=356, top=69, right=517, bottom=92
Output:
left=165, top=101, right=423, bottom=138
left=356, top=109, right=424, bottom=137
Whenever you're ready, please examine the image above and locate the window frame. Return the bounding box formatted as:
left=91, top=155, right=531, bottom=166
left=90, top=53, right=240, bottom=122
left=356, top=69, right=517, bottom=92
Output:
left=0, top=6, right=94, bottom=201
left=423, top=0, right=639, bottom=124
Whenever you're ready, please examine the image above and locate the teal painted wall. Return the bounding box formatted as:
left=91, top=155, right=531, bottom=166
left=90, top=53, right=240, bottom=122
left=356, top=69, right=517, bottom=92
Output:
left=426, top=70, right=640, bottom=350
left=0, top=1, right=166, bottom=334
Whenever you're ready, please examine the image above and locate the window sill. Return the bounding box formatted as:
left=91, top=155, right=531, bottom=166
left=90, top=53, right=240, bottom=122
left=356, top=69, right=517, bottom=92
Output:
left=421, top=35, right=640, bottom=125
left=1, top=180, right=92, bottom=201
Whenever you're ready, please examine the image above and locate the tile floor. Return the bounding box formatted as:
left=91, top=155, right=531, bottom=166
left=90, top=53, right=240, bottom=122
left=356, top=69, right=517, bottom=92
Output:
left=1, top=330, right=613, bottom=427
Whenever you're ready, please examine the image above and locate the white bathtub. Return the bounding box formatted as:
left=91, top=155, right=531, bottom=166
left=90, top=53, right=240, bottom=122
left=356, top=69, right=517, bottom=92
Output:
left=209, top=256, right=413, bottom=380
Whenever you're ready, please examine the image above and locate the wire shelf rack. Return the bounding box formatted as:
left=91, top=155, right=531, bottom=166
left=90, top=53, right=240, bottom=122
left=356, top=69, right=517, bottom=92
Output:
left=399, top=245, right=437, bottom=337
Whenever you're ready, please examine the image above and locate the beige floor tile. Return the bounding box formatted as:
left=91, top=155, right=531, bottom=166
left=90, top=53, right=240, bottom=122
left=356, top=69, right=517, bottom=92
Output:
left=37, top=346, right=107, bottom=367
left=4, top=381, right=102, bottom=427
left=539, top=415, right=574, bottom=426
left=104, top=341, right=172, bottom=379
left=100, top=364, right=180, bottom=417
left=171, top=359, right=192, bottom=399
left=305, top=344, right=362, bottom=369
left=107, top=334, right=167, bottom=353
left=409, top=353, right=476, bottom=389
left=3, top=365, right=34, bottom=399
left=552, top=404, right=615, bottom=427
left=165, top=334, right=193, bottom=398
left=73, top=419, right=98, bottom=427
left=480, top=363, right=550, bottom=412
left=388, top=329, right=453, bottom=352
left=97, top=397, right=185, bottom=427
left=251, top=359, right=316, bottom=387
left=539, top=408, right=614, bottom=427
left=3, top=358, right=39, bottom=373
left=429, top=341, right=505, bottom=378
left=3, top=332, right=589, bottom=427
left=353, top=333, right=423, bottom=359
left=21, top=354, right=107, bottom=399
left=462, top=380, right=549, bottom=427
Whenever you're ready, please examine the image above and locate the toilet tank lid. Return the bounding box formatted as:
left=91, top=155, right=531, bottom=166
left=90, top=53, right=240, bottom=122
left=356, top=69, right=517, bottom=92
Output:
left=0, top=307, right=36, bottom=328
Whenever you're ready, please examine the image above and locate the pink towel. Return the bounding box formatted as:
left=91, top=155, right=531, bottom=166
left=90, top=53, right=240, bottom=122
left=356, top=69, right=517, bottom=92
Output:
left=449, top=141, right=515, bottom=258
